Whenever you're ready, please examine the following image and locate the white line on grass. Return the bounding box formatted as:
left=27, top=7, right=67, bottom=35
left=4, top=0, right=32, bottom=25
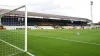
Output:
left=0, top=39, right=35, bottom=56
left=32, top=34, right=100, bottom=46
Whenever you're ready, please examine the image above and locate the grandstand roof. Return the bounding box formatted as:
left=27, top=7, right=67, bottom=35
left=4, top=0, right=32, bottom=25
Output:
left=0, top=9, right=91, bottom=22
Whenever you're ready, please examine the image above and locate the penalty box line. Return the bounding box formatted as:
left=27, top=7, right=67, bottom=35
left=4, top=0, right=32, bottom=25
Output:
left=32, top=34, right=100, bottom=46
left=0, top=39, right=35, bottom=56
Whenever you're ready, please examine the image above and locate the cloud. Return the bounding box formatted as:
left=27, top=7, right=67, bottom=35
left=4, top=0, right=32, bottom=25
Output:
left=0, top=0, right=100, bottom=23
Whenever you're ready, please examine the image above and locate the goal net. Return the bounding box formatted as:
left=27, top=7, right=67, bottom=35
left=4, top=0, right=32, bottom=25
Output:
left=0, top=5, right=34, bottom=56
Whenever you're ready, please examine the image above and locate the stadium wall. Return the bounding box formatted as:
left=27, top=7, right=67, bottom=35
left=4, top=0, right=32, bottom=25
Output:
left=3, top=26, right=97, bottom=30
left=4, top=26, right=55, bottom=30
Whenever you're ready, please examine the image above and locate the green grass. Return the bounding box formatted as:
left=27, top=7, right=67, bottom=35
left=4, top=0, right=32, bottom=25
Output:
left=0, top=29, right=100, bottom=56
left=27, top=29, right=100, bottom=56
left=0, top=30, right=26, bottom=56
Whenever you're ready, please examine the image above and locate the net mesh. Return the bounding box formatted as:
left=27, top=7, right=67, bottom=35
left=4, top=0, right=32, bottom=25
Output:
left=0, top=5, right=27, bottom=56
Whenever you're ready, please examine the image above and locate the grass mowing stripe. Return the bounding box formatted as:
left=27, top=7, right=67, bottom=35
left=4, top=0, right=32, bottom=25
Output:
left=31, top=34, right=100, bottom=46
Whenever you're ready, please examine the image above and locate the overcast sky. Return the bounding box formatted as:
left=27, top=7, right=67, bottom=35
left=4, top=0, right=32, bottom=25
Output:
left=0, top=0, right=99, bottom=23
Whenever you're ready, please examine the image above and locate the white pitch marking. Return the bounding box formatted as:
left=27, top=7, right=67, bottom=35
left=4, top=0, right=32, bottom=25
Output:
left=32, top=34, right=100, bottom=46
left=0, top=39, right=35, bottom=56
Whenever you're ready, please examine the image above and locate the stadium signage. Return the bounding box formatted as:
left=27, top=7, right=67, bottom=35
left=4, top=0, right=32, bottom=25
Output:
left=28, top=16, right=44, bottom=18
left=50, top=18, right=60, bottom=19
left=4, top=14, right=21, bottom=16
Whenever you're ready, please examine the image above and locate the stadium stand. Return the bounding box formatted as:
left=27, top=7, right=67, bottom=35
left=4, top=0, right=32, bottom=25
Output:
left=39, top=26, right=54, bottom=29
left=0, top=9, right=92, bottom=30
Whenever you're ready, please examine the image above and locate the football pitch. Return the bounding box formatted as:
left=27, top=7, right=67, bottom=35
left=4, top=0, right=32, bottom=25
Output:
left=0, top=29, right=100, bottom=56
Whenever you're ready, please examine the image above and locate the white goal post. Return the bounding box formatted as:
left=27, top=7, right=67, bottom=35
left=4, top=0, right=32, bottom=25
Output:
left=0, top=5, right=34, bottom=56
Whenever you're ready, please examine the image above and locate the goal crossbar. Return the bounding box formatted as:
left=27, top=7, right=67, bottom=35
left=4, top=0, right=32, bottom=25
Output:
left=0, top=5, right=25, bottom=16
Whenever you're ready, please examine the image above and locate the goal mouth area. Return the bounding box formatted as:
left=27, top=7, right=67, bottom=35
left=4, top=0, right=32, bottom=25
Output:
left=0, top=5, right=35, bottom=56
